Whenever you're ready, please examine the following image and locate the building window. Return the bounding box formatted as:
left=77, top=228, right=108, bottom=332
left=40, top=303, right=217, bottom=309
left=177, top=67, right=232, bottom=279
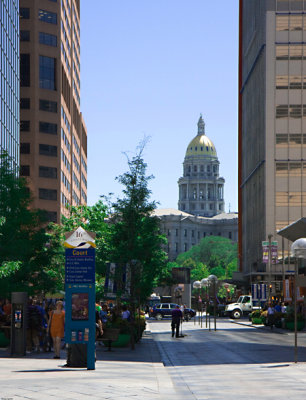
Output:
left=184, top=243, right=188, bottom=252
left=175, top=243, right=178, bottom=252
left=20, top=121, right=30, bottom=132
left=210, top=204, right=213, bottom=210
left=45, top=211, right=57, bottom=222
left=203, top=232, right=206, bottom=237
left=229, top=232, right=232, bottom=239
left=167, top=229, right=171, bottom=236
left=276, top=133, right=288, bottom=146
left=192, top=230, right=194, bottom=238
left=39, top=100, right=57, bottom=113
left=20, top=30, right=30, bottom=41
left=201, top=203, right=204, bottom=210
left=194, top=165, right=197, bottom=172
left=39, top=32, right=57, bottom=47
left=20, top=143, right=30, bottom=154
left=175, top=229, right=178, bottom=236
left=39, top=144, right=57, bottom=157
left=198, top=231, right=200, bottom=239
left=39, top=188, right=57, bottom=201
left=219, top=204, right=222, bottom=210
left=20, top=165, right=30, bottom=176
left=20, top=98, right=30, bottom=109
left=39, top=166, right=57, bottom=179
left=218, top=232, right=221, bottom=236
left=20, top=54, right=30, bottom=87
left=39, top=56, right=56, bottom=90
left=184, top=229, right=187, bottom=237
left=39, top=122, right=57, bottom=135
left=20, top=8, right=30, bottom=19
left=38, top=9, right=57, bottom=24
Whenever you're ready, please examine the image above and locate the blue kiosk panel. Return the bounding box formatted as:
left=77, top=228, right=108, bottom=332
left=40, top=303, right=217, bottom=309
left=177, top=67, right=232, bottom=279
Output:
left=65, top=248, right=95, bottom=370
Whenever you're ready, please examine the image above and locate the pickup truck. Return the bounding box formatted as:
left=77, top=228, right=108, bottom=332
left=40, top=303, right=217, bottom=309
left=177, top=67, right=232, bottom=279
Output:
left=224, top=295, right=261, bottom=319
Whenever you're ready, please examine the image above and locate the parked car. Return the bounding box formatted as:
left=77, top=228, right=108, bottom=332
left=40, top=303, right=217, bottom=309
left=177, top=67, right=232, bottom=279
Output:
left=150, top=303, right=196, bottom=321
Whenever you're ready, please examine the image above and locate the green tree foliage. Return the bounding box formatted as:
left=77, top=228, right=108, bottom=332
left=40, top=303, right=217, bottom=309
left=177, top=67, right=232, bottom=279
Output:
left=109, top=143, right=167, bottom=305
left=0, top=152, right=52, bottom=296
left=174, top=236, right=238, bottom=280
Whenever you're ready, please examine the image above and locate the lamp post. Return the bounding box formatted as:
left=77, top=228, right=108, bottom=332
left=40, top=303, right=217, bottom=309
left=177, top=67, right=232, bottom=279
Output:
left=208, top=275, right=218, bottom=331
left=201, top=278, right=208, bottom=328
left=193, top=280, right=201, bottom=326
left=291, top=238, right=306, bottom=364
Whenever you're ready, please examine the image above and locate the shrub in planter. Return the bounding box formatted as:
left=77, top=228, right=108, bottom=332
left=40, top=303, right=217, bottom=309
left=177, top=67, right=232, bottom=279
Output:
left=284, top=312, right=305, bottom=330
left=261, top=310, right=268, bottom=325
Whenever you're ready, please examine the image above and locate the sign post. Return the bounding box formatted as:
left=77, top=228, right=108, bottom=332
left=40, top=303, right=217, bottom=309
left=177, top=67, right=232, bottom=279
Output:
left=64, top=227, right=96, bottom=370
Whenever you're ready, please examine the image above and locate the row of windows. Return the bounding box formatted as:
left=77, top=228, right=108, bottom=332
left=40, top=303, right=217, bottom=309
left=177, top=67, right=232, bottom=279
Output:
left=21, top=54, right=57, bottom=90
left=276, top=104, right=306, bottom=118
left=72, top=189, right=80, bottom=205
left=39, top=188, right=57, bottom=201
left=81, top=189, right=87, bottom=203
left=73, top=61, right=80, bottom=87
left=185, top=164, right=218, bottom=173
left=72, top=3, right=80, bottom=37
left=61, top=192, right=69, bottom=207
left=73, top=153, right=80, bottom=172
left=73, top=78, right=80, bottom=105
left=61, top=20, right=71, bottom=53
left=73, top=171, right=80, bottom=190
left=73, top=134, right=80, bottom=154
left=61, top=149, right=71, bottom=172
left=180, top=203, right=222, bottom=211
left=277, top=1, right=306, bottom=11
left=276, top=161, right=306, bottom=175
left=276, top=75, right=306, bottom=89
left=276, top=14, right=306, bottom=31
left=276, top=133, right=306, bottom=145
left=20, top=31, right=57, bottom=47
left=189, top=145, right=214, bottom=153
left=40, top=121, right=57, bottom=135
left=21, top=143, right=58, bottom=157
left=61, top=106, right=71, bottom=132
left=62, top=128, right=71, bottom=152
left=20, top=99, right=57, bottom=113
left=61, top=41, right=71, bottom=73
left=276, top=191, right=306, bottom=206
left=38, top=9, right=57, bottom=25
left=61, top=170, right=71, bottom=191
left=276, top=44, right=306, bottom=60
left=20, top=165, right=57, bottom=179
left=81, top=155, right=87, bottom=172
left=73, top=42, right=80, bottom=71
left=61, top=0, right=71, bottom=36
left=166, top=230, right=233, bottom=244
left=81, top=172, right=87, bottom=188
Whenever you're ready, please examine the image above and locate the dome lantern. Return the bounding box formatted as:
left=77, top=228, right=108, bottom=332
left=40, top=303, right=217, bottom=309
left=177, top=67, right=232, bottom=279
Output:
left=197, top=114, right=205, bottom=136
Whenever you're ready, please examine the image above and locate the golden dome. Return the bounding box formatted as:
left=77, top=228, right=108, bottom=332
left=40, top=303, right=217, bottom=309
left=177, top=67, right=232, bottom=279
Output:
left=185, top=116, right=217, bottom=157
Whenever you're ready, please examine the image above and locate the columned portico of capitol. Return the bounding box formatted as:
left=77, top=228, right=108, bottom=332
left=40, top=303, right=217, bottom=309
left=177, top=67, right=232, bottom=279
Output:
left=154, top=116, right=238, bottom=261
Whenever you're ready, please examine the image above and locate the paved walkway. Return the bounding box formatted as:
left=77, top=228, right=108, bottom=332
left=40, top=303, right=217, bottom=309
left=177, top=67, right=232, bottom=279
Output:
left=0, top=331, right=179, bottom=400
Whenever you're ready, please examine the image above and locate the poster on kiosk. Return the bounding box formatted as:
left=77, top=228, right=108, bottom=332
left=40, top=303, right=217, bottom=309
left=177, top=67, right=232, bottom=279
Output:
left=64, top=227, right=96, bottom=370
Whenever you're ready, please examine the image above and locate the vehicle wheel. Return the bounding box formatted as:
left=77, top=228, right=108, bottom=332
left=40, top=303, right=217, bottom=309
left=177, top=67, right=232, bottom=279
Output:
left=184, top=313, right=191, bottom=321
left=155, top=313, right=163, bottom=321
left=231, top=309, right=242, bottom=319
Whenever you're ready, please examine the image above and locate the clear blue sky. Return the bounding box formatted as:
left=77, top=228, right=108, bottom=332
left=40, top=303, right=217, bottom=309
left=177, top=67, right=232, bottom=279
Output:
left=81, top=1, right=239, bottom=212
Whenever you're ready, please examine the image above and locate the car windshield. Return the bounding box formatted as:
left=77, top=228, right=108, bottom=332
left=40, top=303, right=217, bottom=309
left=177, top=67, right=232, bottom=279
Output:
left=237, top=296, right=243, bottom=303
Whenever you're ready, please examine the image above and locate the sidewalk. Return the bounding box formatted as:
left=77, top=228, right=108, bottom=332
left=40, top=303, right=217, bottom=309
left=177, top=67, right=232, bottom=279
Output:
left=0, top=331, right=179, bottom=400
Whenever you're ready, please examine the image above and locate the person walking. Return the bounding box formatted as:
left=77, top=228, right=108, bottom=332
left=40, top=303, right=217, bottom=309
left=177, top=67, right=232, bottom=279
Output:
left=48, top=301, right=65, bottom=359
left=171, top=305, right=183, bottom=338
left=267, top=303, right=275, bottom=330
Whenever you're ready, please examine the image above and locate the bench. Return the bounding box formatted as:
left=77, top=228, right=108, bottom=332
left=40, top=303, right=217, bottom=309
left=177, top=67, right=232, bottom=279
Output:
left=97, top=328, right=120, bottom=351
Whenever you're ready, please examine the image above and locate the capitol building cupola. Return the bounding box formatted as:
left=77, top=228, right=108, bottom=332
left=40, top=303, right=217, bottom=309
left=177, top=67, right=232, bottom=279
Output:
left=178, top=115, right=225, bottom=217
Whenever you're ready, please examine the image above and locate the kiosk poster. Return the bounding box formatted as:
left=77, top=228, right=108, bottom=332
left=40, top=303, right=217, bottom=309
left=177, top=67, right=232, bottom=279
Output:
left=65, top=248, right=95, bottom=284
left=71, top=293, right=89, bottom=321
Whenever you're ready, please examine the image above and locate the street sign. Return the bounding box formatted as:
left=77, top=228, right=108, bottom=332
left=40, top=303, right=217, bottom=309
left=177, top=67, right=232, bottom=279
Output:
left=65, top=248, right=95, bottom=284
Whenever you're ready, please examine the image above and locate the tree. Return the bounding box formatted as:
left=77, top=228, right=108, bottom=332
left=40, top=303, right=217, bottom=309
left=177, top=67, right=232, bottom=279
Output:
left=109, top=143, right=167, bottom=308
left=0, top=152, right=52, bottom=296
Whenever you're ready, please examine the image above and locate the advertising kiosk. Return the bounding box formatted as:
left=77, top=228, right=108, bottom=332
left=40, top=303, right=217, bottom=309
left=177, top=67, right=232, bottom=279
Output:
left=64, top=227, right=96, bottom=370
left=10, top=292, right=28, bottom=356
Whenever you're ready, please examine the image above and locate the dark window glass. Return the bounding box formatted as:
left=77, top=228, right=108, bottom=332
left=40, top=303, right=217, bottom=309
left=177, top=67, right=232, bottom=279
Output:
left=39, top=188, right=57, bottom=201
left=20, top=121, right=30, bottom=131
left=20, top=98, right=30, bottom=109
left=39, top=166, right=57, bottom=178
left=39, top=99, right=57, bottom=113
left=39, top=122, right=57, bottom=135
left=39, top=56, right=56, bottom=90
left=20, top=54, right=30, bottom=87
left=38, top=9, right=57, bottom=24
left=39, top=32, right=57, bottom=47
left=20, top=30, right=30, bottom=41
left=39, top=144, right=57, bottom=157
left=20, top=143, right=30, bottom=154
left=20, top=8, right=30, bottom=19
left=45, top=211, right=57, bottom=222
left=20, top=165, right=30, bottom=176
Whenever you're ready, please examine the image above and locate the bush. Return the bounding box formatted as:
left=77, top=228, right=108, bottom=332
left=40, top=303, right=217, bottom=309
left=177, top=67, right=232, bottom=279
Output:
left=251, top=310, right=261, bottom=318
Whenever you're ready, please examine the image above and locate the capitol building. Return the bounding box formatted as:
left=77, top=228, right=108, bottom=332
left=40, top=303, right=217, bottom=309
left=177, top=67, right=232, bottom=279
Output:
left=155, top=116, right=238, bottom=261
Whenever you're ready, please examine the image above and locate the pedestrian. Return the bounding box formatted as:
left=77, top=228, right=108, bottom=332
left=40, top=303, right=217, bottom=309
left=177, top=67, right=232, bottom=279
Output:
left=171, top=305, right=183, bottom=338
left=27, top=298, right=43, bottom=353
left=48, top=300, right=65, bottom=359
left=122, top=305, right=131, bottom=321
left=267, top=303, right=275, bottom=329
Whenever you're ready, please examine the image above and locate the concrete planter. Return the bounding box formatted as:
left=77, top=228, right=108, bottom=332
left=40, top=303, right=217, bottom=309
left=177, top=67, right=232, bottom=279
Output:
left=252, top=318, right=262, bottom=325
left=285, top=321, right=305, bottom=331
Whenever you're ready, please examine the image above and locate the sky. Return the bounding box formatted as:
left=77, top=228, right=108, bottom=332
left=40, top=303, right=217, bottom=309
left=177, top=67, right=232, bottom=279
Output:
left=81, top=1, right=239, bottom=212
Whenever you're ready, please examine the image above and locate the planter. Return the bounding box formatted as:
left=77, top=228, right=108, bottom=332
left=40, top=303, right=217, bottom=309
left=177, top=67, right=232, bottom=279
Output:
left=285, top=321, right=305, bottom=331
left=105, top=333, right=131, bottom=348
left=0, top=332, right=9, bottom=347
left=252, top=318, right=262, bottom=325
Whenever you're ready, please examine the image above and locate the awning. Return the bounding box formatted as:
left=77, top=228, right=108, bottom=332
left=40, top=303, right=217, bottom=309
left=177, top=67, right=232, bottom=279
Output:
left=277, top=217, right=306, bottom=242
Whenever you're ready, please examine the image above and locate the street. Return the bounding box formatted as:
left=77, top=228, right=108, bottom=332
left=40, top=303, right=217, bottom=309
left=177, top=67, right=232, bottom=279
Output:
left=148, top=317, right=306, bottom=400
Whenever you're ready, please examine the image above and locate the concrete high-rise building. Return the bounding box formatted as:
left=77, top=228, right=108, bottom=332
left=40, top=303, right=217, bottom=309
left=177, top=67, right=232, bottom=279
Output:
left=0, top=0, right=20, bottom=170
left=19, top=0, right=87, bottom=223
left=239, top=0, right=306, bottom=288
left=178, top=116, right=225, bottom=217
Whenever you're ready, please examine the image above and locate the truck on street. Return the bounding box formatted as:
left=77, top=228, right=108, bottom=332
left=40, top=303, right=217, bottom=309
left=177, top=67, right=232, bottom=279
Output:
left=224, top=295, right=261, bottom=319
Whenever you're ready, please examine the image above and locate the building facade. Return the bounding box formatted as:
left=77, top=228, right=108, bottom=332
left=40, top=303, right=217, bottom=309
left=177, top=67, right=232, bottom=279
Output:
left=0, top=0, right=20, bottom=170
left=239, top=0, right=306, bottom=287
left=19, top=0, right=87, bottom=223
left=156, top=116, right=237, bottom=261
left=178, top=116, right=225, bottom=217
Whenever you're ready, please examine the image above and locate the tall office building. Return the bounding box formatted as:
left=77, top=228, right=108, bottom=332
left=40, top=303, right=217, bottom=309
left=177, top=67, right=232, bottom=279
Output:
left=19, top=0, right=87, bottom=223
left=0, top=0, right=20, bottom=170
left=239, top=0, right=306, bottom=287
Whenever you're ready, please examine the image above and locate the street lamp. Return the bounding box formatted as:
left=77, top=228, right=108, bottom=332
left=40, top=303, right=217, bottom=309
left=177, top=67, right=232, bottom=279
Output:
left=201, top=278, right=208, bottom=328
left=291, top=238, right=306, bottom=363
left=208, top=275, right=218, bottom=331
left=193, top=280, right=201, bottom=325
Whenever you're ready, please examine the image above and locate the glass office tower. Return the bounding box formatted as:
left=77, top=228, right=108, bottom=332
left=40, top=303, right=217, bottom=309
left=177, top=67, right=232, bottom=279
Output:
left=0, top=0, right=20, bottom=170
